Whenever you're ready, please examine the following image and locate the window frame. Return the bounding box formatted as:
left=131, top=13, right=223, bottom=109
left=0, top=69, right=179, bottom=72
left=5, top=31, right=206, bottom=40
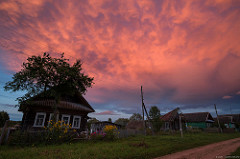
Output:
left=72, top=115, right=81, bottom=129
left=33, top=112, right=46, bottom=127
left=48, top=113, right=59, bottom=126
left=61, top=114, right=71, bottom=125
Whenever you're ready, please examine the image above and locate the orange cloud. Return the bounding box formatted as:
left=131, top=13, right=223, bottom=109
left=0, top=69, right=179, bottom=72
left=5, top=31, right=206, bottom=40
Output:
left=1, top=0, right=240, bottom=112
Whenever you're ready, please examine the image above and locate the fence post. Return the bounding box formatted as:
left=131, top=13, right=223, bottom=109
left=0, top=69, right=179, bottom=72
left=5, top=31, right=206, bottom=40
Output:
left=0, top=120, right=9, bottom=145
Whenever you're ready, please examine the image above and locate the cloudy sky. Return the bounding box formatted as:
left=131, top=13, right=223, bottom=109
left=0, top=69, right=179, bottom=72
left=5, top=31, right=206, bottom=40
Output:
left=0, top=0, right=240, bottom=121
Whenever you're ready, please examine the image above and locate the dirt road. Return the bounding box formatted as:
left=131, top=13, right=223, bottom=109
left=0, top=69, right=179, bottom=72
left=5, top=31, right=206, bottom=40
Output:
left=155, top=137, right=240, bottom=159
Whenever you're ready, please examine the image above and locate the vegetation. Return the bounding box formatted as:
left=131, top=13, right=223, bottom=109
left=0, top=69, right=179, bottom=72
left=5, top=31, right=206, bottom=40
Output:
left=114, top=118, right=129, bottom=128
left=4, top=53, right=94, bottom=105
left=0, top=111, right=9, bottom=127
left=1, top=132, right=239, bottom=159
left=129, top=113, right=142, bottom=121
left=149, top=106, right=162, bottom=132
left=230, top=146, right=240, bottom=156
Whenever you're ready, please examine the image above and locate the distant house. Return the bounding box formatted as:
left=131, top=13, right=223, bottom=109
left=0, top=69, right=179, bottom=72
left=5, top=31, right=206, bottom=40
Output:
left=19, top=88, right=95, bottom=132
left=90, top=121, right=121, bottom=133
left=183, top=112, right=214, bottom=129
left=160, top=107, right=185, bottom=131
left=215, top=115, right=235, bottom=129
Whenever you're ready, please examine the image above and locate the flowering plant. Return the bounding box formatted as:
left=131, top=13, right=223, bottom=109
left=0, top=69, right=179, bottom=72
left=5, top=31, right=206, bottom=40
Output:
left=45, top=120, right=72, bottom=144
left=103, top=125, right=118, bottom=140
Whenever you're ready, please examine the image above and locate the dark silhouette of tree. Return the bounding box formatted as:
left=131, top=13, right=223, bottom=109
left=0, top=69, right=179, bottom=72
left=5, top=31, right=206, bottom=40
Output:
left=149, top=106, right=162, bottom=132
left=0, top=111, right=9, bottom=127
left=4, top=53, right=94, bottom=105
left=129, top=113, right=143, bottom=121
left=114, top=118, right=129, bottom=128
left=108, top=118, right=112, bottom=122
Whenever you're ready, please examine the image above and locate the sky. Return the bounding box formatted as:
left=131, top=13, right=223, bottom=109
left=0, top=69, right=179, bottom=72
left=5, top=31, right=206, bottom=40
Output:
left=0, top=0, right=240, bottom=121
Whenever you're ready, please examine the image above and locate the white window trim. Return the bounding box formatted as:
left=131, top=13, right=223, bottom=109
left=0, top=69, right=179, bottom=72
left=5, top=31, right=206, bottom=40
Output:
left=48, top=113, right=59, bottom=126
left=72, top=115, right=81, bottom=129
left=33, top=112, right=46, bottom=127
left=61, top=114, right=70, bottom=125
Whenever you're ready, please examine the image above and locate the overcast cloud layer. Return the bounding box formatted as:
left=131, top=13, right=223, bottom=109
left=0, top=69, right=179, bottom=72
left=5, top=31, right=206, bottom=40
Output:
left=0, top=0, right=240, bottom=117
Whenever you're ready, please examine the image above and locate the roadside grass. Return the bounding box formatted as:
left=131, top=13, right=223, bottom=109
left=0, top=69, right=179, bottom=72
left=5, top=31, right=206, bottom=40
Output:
left=0, top=132, right=239, bottom=159
left=230, top=146, right=240, bottom=156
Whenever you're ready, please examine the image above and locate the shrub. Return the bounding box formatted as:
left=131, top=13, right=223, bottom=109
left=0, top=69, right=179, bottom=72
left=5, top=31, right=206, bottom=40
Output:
left=103, top=125, right=118, bottom=140
left=45, top=120, right=74, bottom=144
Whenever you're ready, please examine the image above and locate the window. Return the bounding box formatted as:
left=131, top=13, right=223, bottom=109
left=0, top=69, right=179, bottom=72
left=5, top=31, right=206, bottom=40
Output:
left=165, top=122, right=169, bottom=130
left=61, top=114, right=70, bottom=125
left=48, top=113, right=59, bottom=126
left=72, top=115, right=81, bottom=129
left=33, top=112, right=46, bottom=127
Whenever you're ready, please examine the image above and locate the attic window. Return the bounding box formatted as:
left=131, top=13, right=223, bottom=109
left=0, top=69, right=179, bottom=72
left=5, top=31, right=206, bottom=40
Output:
left=33, top=112, right=46, bottom=127
left=61, top=114, right=70, bottom=125
left=72, top=115, right=81, bottom=129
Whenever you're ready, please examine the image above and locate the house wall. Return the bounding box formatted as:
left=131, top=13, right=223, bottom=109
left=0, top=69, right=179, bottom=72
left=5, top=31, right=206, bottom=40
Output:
left=186, top=122, right=207, bottom=129
left=22, top=105, right=89, bottom=132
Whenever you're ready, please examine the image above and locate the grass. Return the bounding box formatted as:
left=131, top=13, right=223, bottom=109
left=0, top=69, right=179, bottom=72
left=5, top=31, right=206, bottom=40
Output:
left=0, top=132, right=239, bottom=159
left=230, top=146, right=240, bottom=156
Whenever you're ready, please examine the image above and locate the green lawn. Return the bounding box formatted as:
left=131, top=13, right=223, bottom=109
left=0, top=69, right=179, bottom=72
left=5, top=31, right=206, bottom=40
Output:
left=0, top=132, right=240, bottom=159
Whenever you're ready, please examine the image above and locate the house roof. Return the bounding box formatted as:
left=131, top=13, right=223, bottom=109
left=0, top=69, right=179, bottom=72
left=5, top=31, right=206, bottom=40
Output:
left=214, top=116, right=234, bottom=124
left=183, top=112, right=214, bottom=123
left=19, top=86, right=95, bottom=113
left=218, top=114, right=240, bottom=123
left=160, top=108, right=180, bottom=122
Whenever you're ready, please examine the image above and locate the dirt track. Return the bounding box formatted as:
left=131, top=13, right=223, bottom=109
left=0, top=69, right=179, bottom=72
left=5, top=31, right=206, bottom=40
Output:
left=155, top=137, right=240, bottom=159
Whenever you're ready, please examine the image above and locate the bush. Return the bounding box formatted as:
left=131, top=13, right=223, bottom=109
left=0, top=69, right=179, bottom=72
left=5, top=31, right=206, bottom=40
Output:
left=8, top=130, right=45, bottom=146
left=45, top=120, right=75, bottom=144
left=103, top=125, right=118, bottom=140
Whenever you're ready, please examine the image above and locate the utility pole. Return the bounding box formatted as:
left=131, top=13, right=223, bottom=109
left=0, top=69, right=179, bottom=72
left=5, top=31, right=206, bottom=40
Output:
left=141, top=86, right=154, bottom=135
left=141, top=86, right=146, bottom=135
left=179, top=114, right=183, bottom=138
left=214, top=104, right=222, bottom=133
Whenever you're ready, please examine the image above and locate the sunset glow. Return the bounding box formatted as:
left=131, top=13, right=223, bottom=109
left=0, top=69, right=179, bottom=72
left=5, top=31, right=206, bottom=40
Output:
left=0, top=0, right=240, bottom=120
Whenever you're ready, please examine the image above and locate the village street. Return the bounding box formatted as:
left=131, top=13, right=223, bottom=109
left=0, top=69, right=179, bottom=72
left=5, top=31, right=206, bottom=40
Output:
left=156, top=137, right=240, bottom=159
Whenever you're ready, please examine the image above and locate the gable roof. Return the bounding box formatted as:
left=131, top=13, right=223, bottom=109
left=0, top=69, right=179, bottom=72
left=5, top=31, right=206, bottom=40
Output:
left=218, top=114, right=240, bottom=123
left=19, top=86, right=95, bottom=113
left=160, top=108, right=180, bottom=122
left=183, top=112, right=214, bottom=122
left=214, top=116, right=234, bottom=124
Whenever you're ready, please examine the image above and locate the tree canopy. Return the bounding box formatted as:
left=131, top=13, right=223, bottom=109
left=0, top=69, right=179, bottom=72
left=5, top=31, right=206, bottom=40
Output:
left=149, top=106, right=161, bottom=120
left=114, top=118, right=129, bottom=128
left=129, top=113, right=142, bottom=121
left=149, top=106, right=162, bottom=132
left=4, top=53, right=94, bottom=105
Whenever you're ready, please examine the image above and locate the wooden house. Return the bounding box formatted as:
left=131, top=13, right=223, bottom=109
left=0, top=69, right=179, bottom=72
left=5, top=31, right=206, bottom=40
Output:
left=215, top=115, right=236, bottom=129
left=160, top=107, right=185, bottom=131
left=19, top=89, right=95, bottom=132
left=183, top=112, right=214, bottom=129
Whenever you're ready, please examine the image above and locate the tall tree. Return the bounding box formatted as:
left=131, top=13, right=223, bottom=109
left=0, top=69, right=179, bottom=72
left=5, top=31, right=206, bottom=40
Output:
left=4, top=53, right=94, bottom=105
left=149, top=106, right=160, bottom=119
left=114, top=118, right=129, bottom=128
left=149, top=106, right=162, bottom=132
left=129, top=113, right=143, bottom=121
left=108, top=118, right=112, bottom=122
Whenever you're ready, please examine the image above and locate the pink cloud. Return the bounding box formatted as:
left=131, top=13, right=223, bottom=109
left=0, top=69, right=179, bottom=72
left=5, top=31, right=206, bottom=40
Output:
left=236, top=91, right=240, bottom=95
left=94, top=111, right=119, bottom=115
left=1, top=0, right=240, bottom=112
left=222, top=96, right=233, bottom=99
